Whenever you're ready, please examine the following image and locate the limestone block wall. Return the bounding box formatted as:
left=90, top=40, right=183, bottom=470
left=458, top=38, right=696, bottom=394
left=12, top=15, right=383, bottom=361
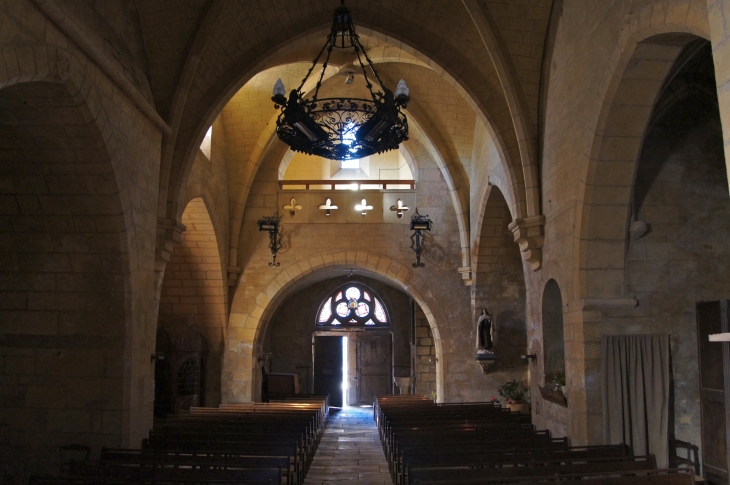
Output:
left=158, top=199, right=226, bottom=406
left=470, top=186, right=529, bottom=401
left=617, top=93, right=728, bottom=455
left=707, top=0, right=730, bottom=186
left=0, top=2, right=164, bottom=481
left=414, top=307, right=437, bottom=398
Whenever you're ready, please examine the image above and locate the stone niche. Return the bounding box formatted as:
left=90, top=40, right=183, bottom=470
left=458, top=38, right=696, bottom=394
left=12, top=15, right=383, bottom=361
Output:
left=264, top=275, right=413, bottom=404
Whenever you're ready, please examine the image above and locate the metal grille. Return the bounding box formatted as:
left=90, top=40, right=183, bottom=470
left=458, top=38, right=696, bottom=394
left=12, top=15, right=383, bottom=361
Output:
left=177, top=358, right=200, bottom=396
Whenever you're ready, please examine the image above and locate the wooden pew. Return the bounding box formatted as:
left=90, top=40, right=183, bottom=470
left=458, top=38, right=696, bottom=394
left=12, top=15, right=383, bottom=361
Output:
left=30, top=398, right=328, bottom=485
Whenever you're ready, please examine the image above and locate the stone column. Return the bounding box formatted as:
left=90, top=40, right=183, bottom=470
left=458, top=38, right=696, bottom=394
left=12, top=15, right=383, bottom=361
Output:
left=708, top=0, right=730, bottom=190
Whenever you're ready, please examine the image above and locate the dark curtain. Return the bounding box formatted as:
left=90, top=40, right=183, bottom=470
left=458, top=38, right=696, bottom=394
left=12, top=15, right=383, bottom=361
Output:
left=601, top=334, right=670, bottom=467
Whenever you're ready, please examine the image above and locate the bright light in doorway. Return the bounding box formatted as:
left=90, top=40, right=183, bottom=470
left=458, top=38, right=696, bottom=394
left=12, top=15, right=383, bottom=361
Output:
left=342, top=336, right=348, bottom=406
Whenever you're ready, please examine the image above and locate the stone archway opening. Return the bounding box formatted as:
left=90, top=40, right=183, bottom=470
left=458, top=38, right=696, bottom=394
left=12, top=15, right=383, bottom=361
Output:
left=223, top=251, right=446, bottom=404
left=157, top=197, right=226, bottom=408
left=262, top=275, right=416, bottom=406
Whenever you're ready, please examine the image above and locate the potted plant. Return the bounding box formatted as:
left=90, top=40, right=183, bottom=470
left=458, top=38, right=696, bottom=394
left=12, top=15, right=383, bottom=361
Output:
left=551, top=369, right=566, bottom=395
left=497, top=379, right=530, bottom=414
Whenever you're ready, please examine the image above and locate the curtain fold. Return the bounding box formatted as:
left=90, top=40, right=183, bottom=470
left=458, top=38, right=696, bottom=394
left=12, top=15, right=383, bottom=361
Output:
left=601, top=334, right=670, bottom=468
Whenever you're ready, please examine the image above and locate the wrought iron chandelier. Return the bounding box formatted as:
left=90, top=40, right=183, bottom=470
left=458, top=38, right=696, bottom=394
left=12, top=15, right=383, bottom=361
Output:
left=271, top=2, right=410, bottom=161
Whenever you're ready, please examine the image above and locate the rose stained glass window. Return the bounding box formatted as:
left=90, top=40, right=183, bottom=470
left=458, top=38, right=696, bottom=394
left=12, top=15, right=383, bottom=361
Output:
left=316, top=282, right=390, bottom=328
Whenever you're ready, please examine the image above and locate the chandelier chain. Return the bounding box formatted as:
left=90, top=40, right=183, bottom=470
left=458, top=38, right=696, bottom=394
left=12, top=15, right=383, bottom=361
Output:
left=296, top=37, right=331, bottom=94
left=271, top=4, right=410, bottom=161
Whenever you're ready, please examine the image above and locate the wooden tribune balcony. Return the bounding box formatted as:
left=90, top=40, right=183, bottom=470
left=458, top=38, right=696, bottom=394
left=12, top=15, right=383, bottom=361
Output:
left=279, top=179, right=415, bottom=190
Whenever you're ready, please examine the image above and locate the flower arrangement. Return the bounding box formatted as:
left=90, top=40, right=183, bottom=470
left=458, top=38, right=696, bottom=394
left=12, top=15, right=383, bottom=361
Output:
left=551, top=369, right=566, bottom=388
left=497, top=379, right=529, bottom=404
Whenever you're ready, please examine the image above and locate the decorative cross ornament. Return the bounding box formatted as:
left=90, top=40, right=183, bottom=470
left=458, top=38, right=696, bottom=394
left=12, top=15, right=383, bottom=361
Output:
left=318, top=198, right=339, bottom=216
left=389, top=198, right=410, bottom=218
left=283, top=198, right=302, bottom=216
left=355, top=199, right=373, bottom=216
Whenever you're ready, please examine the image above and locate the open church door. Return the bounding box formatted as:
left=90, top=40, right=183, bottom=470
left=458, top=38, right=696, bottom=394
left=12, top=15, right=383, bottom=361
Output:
left=357, top=333, right=392, bottom=404
left=314, top=335, right=343, bottom=407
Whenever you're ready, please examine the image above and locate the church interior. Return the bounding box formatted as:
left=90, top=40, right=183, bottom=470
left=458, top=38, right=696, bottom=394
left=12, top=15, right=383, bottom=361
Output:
left=2, top=0, right=730, bottom=484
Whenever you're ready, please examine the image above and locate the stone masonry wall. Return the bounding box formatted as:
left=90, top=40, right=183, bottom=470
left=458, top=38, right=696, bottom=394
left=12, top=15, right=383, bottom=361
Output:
left=414, top=307, right=437, bottom=398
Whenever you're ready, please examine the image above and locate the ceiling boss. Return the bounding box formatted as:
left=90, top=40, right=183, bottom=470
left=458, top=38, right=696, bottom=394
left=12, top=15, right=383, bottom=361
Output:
left=271, top=1, right=410, bottom=161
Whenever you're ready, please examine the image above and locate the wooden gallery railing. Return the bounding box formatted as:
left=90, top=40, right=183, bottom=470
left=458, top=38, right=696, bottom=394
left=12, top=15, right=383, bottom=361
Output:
left=279, top=180, right=415, bottom=190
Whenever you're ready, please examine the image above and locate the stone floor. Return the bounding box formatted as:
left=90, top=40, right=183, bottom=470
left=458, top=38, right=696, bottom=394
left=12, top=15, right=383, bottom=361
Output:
left=303, top=406, right=392, bottom=485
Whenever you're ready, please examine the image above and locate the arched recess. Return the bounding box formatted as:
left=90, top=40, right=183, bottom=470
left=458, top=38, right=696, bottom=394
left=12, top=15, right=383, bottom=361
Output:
left=0, top=74, right=130, bottom=477
left=158, top=197, right=226, bottom=406
left=158, top=4, right=533, bottom=259
left=223, top=250, right=444, bottom=404
left=471, top=185, right=528, bottom=373
left=624, top=40, right=727, bottom=467
left=542, top=279, right=565, bottom=380
left=575, top=2, right=710, bottom=303
left=569, top=0, right=710, bottom=446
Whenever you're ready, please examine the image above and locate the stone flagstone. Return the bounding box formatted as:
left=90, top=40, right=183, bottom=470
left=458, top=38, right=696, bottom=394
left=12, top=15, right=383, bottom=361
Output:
left=303, top=406, right=392, bottom=485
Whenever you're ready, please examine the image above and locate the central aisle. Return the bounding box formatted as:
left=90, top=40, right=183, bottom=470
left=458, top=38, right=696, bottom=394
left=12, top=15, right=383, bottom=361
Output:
left=304, top=406, right=392, bottom=485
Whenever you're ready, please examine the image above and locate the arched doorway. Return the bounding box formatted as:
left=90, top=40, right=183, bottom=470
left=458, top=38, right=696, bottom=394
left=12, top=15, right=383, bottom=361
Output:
left=263, top=275, right=413, bottom=406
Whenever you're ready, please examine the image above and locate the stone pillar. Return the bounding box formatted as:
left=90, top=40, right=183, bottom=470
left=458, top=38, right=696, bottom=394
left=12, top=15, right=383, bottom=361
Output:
left=708, top=0, right=730, bottom=190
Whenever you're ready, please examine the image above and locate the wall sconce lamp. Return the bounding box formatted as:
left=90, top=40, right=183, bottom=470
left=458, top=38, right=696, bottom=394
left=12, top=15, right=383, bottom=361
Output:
left=283, top=198, right=302, bottom=216
left=257, top=211, right=282, bottom=267
left=355, top=199, right=373, bottom=216
left=410, top=208, right=432, bottom=267
left=521, top=353, right=537, bottom=363
left=390, top=198, right=410, bottom=218
left=318, top=198, right=338, bottom=216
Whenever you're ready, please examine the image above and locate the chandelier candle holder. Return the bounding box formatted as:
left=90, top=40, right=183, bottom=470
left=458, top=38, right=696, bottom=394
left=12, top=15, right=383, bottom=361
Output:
left=271, top=2, right=410, bottom=161
left=410, top=209, right=432, bottom=268
left=257, top=211, right=282, bottom=267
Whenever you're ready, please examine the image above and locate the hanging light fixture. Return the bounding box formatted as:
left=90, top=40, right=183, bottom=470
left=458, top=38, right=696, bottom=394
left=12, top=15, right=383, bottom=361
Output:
left=271, top=1, right=410, bottom=161
left=410, top=209, right=432, bottom=268
left=257, top=211, right=282, bottom=267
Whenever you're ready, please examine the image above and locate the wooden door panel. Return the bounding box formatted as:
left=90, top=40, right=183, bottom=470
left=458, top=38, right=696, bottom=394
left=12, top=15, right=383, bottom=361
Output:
left=357, top=333, right=392, bottom=404
left=696, top=300, right=730, bottom=484
left=314, top=336, right=343, bottom=407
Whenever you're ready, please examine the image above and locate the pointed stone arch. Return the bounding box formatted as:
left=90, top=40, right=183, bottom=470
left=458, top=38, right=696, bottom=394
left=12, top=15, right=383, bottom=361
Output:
left=569, top=0, right=710, bottom=446
left=159, top=197, right=226, bottom=406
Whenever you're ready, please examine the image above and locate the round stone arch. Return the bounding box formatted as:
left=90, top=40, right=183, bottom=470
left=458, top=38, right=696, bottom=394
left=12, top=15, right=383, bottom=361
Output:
left=223, top=249, right=444, bottom=403
left=574, top=1, right=710, bottom=304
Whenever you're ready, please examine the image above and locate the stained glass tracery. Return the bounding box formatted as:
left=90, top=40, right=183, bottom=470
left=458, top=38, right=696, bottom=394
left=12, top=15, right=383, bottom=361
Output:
left=315, top=283, right=390, bottom=328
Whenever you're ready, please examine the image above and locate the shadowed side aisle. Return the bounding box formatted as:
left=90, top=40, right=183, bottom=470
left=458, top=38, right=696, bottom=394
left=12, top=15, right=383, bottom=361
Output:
left=304, top=406, right=392, bottom=485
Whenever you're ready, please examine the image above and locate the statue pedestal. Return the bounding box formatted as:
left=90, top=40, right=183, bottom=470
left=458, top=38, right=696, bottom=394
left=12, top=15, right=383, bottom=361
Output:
left=475, top=352, right=496, bottom=374
left=394, top=377, right=414, bottom=394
